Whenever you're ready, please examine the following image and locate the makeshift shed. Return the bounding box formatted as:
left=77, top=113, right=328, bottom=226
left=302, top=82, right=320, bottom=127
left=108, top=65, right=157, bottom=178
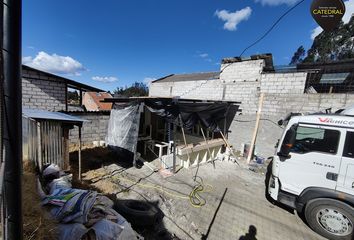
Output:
left=103, top=97, right=240, bottom=170
left=22, top=109, right=86, bottom=177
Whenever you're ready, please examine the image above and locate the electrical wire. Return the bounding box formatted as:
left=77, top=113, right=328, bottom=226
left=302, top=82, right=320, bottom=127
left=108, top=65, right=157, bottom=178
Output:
left=234, top=118, right=284, bottom=128
left=111, top=174, right=213, bottom=208
left=220, top=0, right=306, bottom=75
left=239, top=0, right=305, bottom=57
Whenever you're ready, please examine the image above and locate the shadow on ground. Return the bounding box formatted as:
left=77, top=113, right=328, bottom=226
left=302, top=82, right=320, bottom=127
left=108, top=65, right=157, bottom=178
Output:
left=239, top=225, right=258, bottom=240
left=69, top=146, right=138, bottom=172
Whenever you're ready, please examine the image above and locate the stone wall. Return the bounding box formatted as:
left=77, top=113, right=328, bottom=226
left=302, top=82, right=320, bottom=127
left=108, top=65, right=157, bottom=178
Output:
left=68, top=112, right=110, bottom=149
left=22, top=68, right=66, bottom=111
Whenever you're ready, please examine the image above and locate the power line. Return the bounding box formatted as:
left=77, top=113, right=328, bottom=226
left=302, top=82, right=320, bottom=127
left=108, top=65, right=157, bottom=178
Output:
left=220, top=0, right=305, bottom=75
left=179, top=0, right=305, bottom=98
left=239, top=0, right=305, bottom=57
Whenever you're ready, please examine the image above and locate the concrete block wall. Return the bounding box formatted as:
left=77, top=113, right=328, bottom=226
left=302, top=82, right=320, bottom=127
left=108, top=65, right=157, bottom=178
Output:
left=149, top=58, right=354, bottom=157
left=261, top=72, right=306, bottom=94
left=68, top=113, right=110, bottom=149
left=22, top=68, right=66, bottom=111
left=149, top=79, right=223, bottom=100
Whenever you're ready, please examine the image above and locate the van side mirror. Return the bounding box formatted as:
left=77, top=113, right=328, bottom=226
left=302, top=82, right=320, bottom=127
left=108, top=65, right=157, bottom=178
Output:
left=277, top=124, right=297, bottom=158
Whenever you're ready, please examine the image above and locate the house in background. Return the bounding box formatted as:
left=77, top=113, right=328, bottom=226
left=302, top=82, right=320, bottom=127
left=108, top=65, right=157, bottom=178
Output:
left=22, top=65, right=111, bottom=149
left=22, top=65, right=104, bottom=111
left=82, top=92, right=113, bottom=111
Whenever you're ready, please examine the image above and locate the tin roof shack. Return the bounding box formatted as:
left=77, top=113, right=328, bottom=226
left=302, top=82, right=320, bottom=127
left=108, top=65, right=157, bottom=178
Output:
left=23, top=108, right=87, bottom=179
left=102, top=97, right=240, bottom=171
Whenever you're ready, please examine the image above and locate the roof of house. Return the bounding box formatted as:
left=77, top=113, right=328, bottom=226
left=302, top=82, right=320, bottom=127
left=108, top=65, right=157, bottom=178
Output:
left=22, top=65, right=104, bottom=92
left=152, top=72, right=220, bottom=83
left=85, top=92, right=113, bottom=110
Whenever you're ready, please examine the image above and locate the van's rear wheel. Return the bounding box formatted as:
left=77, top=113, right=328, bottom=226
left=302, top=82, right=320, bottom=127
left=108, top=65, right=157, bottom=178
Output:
left=305, top=198, right=354, bottom=240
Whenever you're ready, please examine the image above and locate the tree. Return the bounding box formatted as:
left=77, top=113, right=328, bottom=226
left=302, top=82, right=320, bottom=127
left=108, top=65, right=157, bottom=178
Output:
left=113, top=82, right=148, bottom=97
left=303, top=16, right=354, bottom=63
left=67, top=90, right=79, bottom=104
left=289, top=46, right=306, bottom=65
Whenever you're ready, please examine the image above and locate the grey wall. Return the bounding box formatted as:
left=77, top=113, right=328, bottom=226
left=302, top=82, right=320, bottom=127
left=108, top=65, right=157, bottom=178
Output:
left=68, top=113, right=110, bottom=149
left=22, top=68, right=66, bottom=111
left=149, top=58, right=354, bottom=158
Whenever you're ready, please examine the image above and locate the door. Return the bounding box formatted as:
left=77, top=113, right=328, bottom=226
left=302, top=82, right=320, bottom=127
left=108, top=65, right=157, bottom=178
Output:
left=278, top=124, right=343, bottom=195
left=337, top=131, right=354, bottom=195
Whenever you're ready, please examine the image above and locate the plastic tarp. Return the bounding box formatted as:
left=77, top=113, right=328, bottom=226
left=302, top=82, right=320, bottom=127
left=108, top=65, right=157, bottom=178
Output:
left=144, top=99, right=234, bottom=132
left=106, top=104, right=141, bottom=153
left=39, top=164, right=142, bottom=239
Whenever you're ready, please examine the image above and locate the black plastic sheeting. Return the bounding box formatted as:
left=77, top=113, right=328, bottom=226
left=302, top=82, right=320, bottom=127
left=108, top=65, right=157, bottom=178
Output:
left=143, top=99, right=236, bottom=132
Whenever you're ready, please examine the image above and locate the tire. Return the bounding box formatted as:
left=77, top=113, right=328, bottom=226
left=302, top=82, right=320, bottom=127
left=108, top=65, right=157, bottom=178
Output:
left=114, top=200, right=158, bottom=227
left=305, top=198, right=354, bottom=240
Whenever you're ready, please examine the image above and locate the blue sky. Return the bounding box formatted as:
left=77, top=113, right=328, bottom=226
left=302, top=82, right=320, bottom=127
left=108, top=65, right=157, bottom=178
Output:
left=22, top=0, right=354, bottom=92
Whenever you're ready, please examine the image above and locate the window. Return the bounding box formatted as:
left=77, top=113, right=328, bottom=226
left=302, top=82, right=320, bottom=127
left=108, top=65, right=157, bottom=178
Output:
left=291, top=126, right=340, bottom=154
left=343, top=132, right=354, bottom=158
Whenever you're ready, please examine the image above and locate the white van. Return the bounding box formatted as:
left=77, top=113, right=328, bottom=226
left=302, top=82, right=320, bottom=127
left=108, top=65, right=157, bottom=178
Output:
left=268, top=107, right=354, bottom=240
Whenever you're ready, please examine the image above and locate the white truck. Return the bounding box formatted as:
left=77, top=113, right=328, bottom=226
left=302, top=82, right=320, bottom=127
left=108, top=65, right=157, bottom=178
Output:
left=268, top=106, right=354, bottom=240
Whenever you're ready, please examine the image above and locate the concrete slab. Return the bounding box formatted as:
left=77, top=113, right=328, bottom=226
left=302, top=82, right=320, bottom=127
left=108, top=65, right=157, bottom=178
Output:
left=82, top=160, right=326, bottom=240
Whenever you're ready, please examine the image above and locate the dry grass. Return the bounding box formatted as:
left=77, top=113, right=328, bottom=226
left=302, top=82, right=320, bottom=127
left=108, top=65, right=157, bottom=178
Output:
left=22, top=162, right=58, bottom=240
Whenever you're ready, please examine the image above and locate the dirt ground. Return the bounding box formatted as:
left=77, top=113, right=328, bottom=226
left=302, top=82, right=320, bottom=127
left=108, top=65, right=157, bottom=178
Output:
left=71, top=147, right=326, bottom=240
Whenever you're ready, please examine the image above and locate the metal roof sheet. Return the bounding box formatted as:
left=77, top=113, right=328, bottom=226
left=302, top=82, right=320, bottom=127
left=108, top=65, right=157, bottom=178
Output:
left=23, top=108, right=88, bottom=124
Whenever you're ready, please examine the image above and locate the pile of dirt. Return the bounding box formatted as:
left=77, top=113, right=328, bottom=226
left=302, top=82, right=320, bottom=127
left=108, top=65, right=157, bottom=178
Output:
left=22, top=164, right=58, bottom=240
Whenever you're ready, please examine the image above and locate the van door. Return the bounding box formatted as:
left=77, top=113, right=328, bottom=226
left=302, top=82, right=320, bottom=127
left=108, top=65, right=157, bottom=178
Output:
left=278, top=124, right=343, bottom=195
left=337, top=131, right=354, bottom=195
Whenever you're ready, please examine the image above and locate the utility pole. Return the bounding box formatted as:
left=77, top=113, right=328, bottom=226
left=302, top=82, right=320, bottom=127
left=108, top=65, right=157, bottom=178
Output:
left=2, top=0, right=23, bottom=239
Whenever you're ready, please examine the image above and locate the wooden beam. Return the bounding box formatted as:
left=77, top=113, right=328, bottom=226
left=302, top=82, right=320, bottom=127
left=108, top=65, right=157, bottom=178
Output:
left=37, top=122, right=42, bottom=171
left=247, top=93, right=265, bottom=164
left=78, top=126, right=82, bottom=181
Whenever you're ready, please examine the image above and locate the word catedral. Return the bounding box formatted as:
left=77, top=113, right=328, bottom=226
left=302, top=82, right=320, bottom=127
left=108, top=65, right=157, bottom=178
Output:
left=312, top=9, right=344, bottom=15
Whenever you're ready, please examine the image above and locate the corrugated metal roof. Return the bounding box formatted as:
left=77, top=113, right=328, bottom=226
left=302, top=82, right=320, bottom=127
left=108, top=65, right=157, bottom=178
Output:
left=152, top=72, right=219, bottom=83
left=23, top=108, right=88, bottom=124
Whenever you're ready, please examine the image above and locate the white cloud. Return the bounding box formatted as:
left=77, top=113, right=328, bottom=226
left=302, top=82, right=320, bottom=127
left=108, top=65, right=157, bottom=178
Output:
left=310, top=0, right=354, bottom=40
left=197, top=52, right=213, bottom=62
left=215, top=7, right=252, bottom=31
left=143, top=77, right=156, bottom=85
left=311, top=26, right=323, bottom=40
left=254, top=0, right=300, bottom=6
left=92, top=76, right=118, bottom=83
left=22, top=51, right=85, bottom=76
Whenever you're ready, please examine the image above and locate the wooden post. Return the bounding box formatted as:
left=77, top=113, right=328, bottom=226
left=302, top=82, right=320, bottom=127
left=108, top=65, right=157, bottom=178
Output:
left=63, top=128, right=70, bottom=170
left=220, top=131, right=239, bottom=165
left=79, top=89, right=83, bottom=106
left=78, top=126, right=82, bottom=181
left=329, top=86, right=333, bottom=94
left=37, top=122, right=42, bottom=171
left=200, top=127, right=212, bottom=159
left=247, top=93, right=265, bottom=164
left=172, top=122, right=177, bottom=173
